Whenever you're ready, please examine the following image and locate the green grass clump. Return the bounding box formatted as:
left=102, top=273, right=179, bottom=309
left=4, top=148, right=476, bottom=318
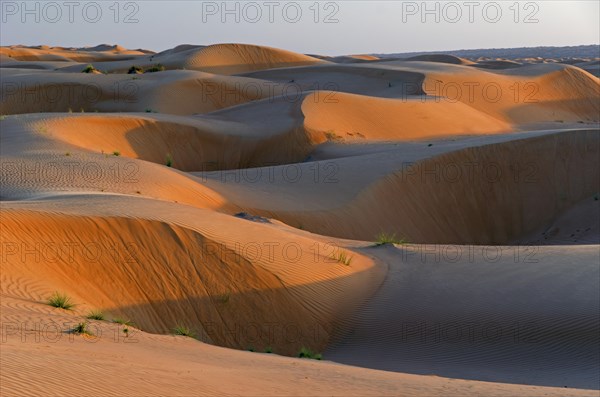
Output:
left=375, top=232, right=407, bottom=246
left=128, top=65, right=144, bottom=74
left=298, top=347, right=322, bottom=360
left=112, top=150, right=120, bottom=156
left=145, top=64, right=165, bottom=73
left=166, top=153, right=173, bottom=167
left=0, top=115, right=6, bottom=121
left=324, top=130, right=342, bottom=141
left=329, top=250, right=352, bottom=266
left=173, top=325, right=195, bottom=338
left=71, top=321, right=94, bottom=336
left=47, top=292, right=75, bottom=310
left=264, top=346, right=273, bottom=353
left=112, top=317, right=134, bottom=326
left=86, top=310, right=105, bottom=321
left=81, top=64, right=96, bottom=73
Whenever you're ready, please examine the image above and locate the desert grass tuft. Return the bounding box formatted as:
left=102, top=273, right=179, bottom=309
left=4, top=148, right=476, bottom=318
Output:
left=81, top=64, right=96, bottom=73
left=86, top=310, right=105, bottom=321
left=375, top=232, right=407, bottom=246
left=112, top=317, right=134, bottom=326
left=47, top=292, right=75, bottom=310
left=173, top=324, right=195, bottom=338
left=71, top=321, right=93, bottom=336
left=329, top=250, right=353, bottom=266
left=298, top=347, right=322, bottom=360
left=145, top=64, right=165, bottom=73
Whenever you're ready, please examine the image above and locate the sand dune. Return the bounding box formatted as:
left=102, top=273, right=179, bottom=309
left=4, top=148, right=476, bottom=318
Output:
left=325, top=244, right=600, bottom=389
left=0, top=45, right=149, bottom=62
left=196, top=129, right=598, bottom=244
left=1, top=43, right=598, bottom=396
left=0, top=195, right=382, bottom=355
left=3, top=294, right=592, bottom=397
left=405, top=54, right=474, bottom=65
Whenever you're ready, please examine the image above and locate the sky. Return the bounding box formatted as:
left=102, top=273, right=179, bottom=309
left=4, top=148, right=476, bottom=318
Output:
left=1, top=1, right=599, bottom=55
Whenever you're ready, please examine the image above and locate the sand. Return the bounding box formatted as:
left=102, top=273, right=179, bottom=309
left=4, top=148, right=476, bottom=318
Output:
left=1, top=43, right=598, bottom=396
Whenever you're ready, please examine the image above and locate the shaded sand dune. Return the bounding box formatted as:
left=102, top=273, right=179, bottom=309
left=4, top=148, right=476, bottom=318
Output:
left=404, top=54, right=474, bottom=65
left=3, top=298, right=592, bottom=397
left=325, top=244, right=600, bottom=389
left=2, top=43, right=327, bottom=76
left=518, top=195, right=600, bottom=245
left=1, top=43, right=599, bottom=396
left=0, top=69, right=294, bottom=115
left=198, top=129, right=599, bottom=244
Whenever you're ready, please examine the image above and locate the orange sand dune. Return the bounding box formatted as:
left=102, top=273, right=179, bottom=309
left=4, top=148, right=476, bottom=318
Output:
left=176, top=43, right=327, bottom=74
left=247, top=61, right=600, bottom=124
left=22, top=110, right=316, bottom=171
left=0, top=45, right=148, bottom=62
left=0, top=196, right=382, bottom=355
left=302, top=91, right=511, bottom=139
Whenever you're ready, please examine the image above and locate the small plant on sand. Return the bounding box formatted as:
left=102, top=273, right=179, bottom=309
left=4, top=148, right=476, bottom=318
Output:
left=375, top=232, right=406, bottom=246
left=217, top=292, right=230, bottom=303
left=324, top=130, right=342, bottom=141
left=65, top=152, right=71, bottom=156
left=123, top=327, right=130, bottom=337
left=166, top=153, right=173, bottom=167
left=112, top=317, right=134, bottom=326
left=68, top=108, right=73, bottom=113
left=47, top=292, right=75, bottom=310
left=329, top=250, right=352, bottom=266
left=71, top=321, right=94, bottom=336
left=247, top=346, right=255, bottom=352
left=173, top=324, right=195, bottom=338
left=298, top=347, right=322, bottom=360
left=81, top=64, right=96, bottom=73
left=0, top=115, right=6, bottom=121
left=264, top=346, right=273, bottom=353
left=128, top=65, right=144, bottom=74
left=86, top=310, right=105, bottom=321
left=144, top=63, right=165, bottom=73
left=112, top=150, right=120, bottom=156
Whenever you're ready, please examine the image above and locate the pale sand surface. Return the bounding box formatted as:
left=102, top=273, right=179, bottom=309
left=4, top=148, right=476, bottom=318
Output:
left=1, top=43, right=598, bottom=396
